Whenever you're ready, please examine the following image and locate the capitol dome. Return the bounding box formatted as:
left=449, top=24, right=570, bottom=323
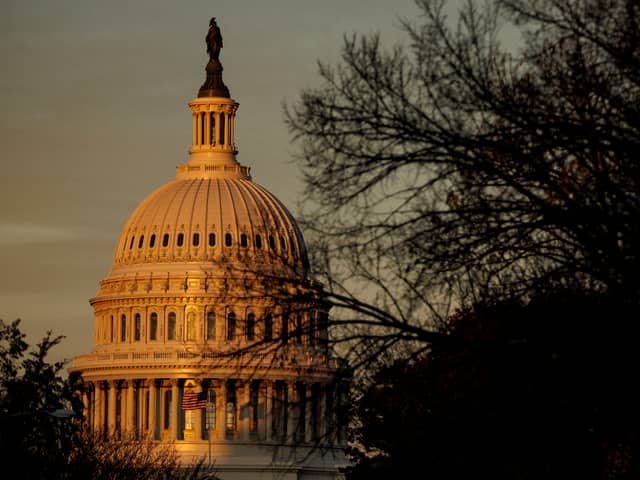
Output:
left=69, top=17, right=347, bottom=480
left=111, top=164, right=309, bottom=277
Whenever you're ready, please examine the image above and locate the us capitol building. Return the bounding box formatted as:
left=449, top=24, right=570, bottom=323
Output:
left=69, top=17, right=347, bottom=480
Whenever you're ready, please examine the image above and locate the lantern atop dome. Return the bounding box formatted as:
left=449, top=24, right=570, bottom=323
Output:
left=184, top=18, right=244, bottom=177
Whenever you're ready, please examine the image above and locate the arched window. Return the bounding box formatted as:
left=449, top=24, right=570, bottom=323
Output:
left=134, top=313, right=141, bottom=341
left=138, top=235, right=145, bottom=249
left=129, top=237, right=135, bottom=249
left=226, top=312, right=236, bottom=341
left=268, top=235, right=276, bottom=250
left=206, top=390, right=216, bottom=430
left=224, top=233, right=232, bottom=247
left=264, top=314, right=273, bottom=341
left=240, top=233, right=247, bottom=247
left=208, top=233, right=216, bottom=246
left=280, top=235, right=286, bottom=252
left=162, top=233, right=169, bottom=247
left=120, top=314, right=127, bottom=342
left=167, top=312, right=176, bottom=340
left=193, top=233, right=200, bottom=247
left=255, top=234, right=262, bottom=249
left=149, top=312, right=158, bottom=340
left=149, top=234, right=156, bottom=248
left=186, top=311, right=196, bottom=341
left=177, top=233, right=184, bottom=247
left=206, top=311, right=215, bottom=340
left=246, top=313, right=255, bottom=341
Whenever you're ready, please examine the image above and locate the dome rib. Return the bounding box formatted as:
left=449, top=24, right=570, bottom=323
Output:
left=153, top=182, right=183, bottom=260
left=204, top=178, right=211, bottom=257
left=235, top=178, right=260, bottom=257
left=186, top=178, right=204, bottom=259
left=109, top=175, right=309, bottom=276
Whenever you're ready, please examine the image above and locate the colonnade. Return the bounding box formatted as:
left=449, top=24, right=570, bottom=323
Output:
left=82, top=377, right=345, bottom=446
left=189, top=98, right=238, bottom=152
left=192, top=110, right=235, bottom=148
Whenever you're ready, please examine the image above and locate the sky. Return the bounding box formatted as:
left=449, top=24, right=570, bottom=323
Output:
left=2, top=0, right=449, bottom=364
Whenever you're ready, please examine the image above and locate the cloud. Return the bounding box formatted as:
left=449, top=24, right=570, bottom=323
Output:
left=0, top=223, right=92, bottom=245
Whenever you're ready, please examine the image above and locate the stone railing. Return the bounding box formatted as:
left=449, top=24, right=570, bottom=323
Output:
left=71, top=348, right=338, bottom=370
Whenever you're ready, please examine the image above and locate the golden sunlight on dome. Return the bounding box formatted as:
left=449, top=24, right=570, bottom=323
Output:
left=112, top=176, right=309, bottom=276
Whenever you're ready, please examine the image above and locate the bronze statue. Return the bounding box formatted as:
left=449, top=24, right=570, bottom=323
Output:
left=206, top=17, right=222, bottom=62
left=199, top=17, right=230, bottom=98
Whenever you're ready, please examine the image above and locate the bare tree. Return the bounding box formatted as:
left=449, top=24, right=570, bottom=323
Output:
left=285, top=0, right=640, bottom=375
left=67, top=429, right=218, bottom=480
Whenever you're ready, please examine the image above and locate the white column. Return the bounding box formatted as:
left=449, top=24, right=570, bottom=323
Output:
left=108, top=381, right=117, bottom=435
left=93, top=383, right=102, bottom=433
left=195, top=381, right=204, bottom=440
left=170, top=380, right=179, bottom=440
left=241, top=380, right=251, bottom=440
left=85, top=384, right=92, bottom=432
left=287, top=382, right=296, bottom=444
left=217, top=380, right=226, bottom=440
left=126, top=380, right=135, bottom=433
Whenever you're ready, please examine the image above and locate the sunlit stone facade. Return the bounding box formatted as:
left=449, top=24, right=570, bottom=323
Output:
left=69, top=18, right=347, bottom=480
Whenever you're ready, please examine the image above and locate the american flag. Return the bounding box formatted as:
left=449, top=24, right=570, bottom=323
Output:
left=182, top=391, right=207, bottom=410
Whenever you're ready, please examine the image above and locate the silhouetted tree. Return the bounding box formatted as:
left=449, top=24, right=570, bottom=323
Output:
left=286, top=0, right=640, bottom=374
left=0, top=318, right=219, bottom=479
left=0, top=318, right=80, bottom=479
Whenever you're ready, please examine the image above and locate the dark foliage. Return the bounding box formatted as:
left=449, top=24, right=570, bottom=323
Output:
left=347, top=291, right=640, bottom=479
left=0, top=318, right=80, bottom=479
left=0, top=318, right=218, bottom=479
